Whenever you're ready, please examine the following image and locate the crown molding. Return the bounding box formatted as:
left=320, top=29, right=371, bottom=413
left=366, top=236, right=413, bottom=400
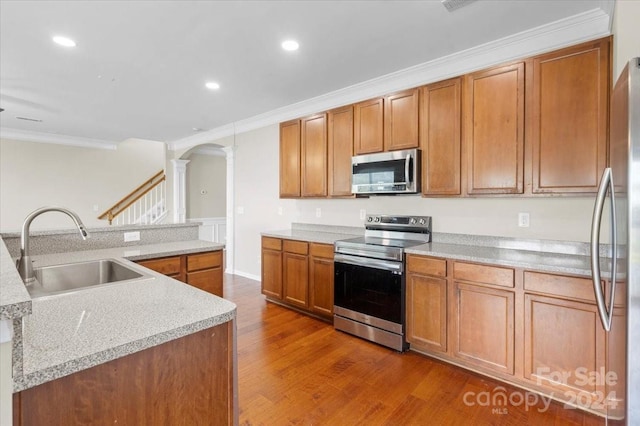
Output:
left=191, top=146, right=227, bottom=157
left=0, top=127, right=118, bottom=150
left=169, top=5, right=613, bottom=152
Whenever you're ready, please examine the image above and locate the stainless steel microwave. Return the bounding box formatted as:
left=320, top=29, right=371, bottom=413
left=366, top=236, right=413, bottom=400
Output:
left=351, top=148, right=421, bottom=195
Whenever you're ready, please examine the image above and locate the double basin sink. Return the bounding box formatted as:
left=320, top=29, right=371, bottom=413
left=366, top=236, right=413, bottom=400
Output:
left=27, top=258, right=151, bottom=298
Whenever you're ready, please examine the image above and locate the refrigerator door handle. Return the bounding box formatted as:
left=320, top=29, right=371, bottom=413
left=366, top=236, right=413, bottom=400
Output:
left=590, top=167, right=615, bottom=331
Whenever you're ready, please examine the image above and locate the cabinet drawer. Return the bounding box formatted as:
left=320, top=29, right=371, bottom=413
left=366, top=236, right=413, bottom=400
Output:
left=262, top=237, right=282, bottom=251
left=310, top=243, right=334, bottom=259
left=524, top=271, right=596, bottom=303
left=453, top=262, right=514, bottom=288
left=407, top=255, right=446, bottom=277
left=187, top=251, right=222, bottom=272
left=137, top=256, right=182, bottom=275
left=283, top=240, right=309, bottom=255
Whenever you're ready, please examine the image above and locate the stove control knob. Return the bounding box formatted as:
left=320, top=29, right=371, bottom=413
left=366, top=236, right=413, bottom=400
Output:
left=419, top=218, right=426, bottom=225
left=367, top=216, right=373, bottom=222
left=409, top=218, right=417, bottom=224
left=374, top=216, right=381, bottom=223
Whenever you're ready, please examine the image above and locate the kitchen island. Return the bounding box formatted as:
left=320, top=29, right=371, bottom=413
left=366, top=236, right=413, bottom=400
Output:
left=0, top=223, right=237, bottom=425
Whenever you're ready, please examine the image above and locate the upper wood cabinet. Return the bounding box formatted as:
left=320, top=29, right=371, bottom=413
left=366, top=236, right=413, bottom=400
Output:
left=384, top=88, right=420, bottom=151
left=420, top=78, right=462, bottom=195
left=301, top=113, right=328, bottom=197
left=529, top=38, right=610, bottom=194
left=464, top=62, right=525, bottom=195
left=354, top=97, right=384, bottom=154
left=279, top=120, right=301, bottom=198
left=328, top=105, right=354, bottom=197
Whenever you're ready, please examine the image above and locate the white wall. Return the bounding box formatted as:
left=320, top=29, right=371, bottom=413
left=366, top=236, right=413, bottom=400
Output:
left=0, top=138, right=166, bottom=231
left=612, top=0, right=640, bottom=80
left=231, top=124, right=599, bottom=279
left=186, top=153, right=226, bottom=218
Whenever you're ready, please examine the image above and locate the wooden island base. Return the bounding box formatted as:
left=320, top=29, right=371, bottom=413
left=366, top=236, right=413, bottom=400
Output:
left=13, top=321, right=235, bottom=426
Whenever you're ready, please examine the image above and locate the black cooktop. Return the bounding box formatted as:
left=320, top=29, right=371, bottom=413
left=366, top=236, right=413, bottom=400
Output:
left=337, top=236, right=427, bottom=249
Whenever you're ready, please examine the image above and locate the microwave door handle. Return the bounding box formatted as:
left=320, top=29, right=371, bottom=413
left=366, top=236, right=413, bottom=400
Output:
left=405, top=153, right=412, bottom=189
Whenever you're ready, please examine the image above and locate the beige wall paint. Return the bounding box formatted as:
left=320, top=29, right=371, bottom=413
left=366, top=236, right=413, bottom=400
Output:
left=186, top=153, right=226, bottom=218
left=612, top=0, right=640, bottom=80
left=0, top=138, right=166, bottom=231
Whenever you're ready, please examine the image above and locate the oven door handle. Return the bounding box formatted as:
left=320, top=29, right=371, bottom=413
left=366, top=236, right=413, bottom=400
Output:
left=335, top=253, right=403, bottom=274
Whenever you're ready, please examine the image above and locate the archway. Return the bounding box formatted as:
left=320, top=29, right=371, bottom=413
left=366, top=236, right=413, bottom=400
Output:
left=172, top=143, right=235, bottom=273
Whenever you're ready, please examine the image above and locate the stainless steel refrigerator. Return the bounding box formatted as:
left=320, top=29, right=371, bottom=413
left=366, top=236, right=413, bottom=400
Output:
left=591, top=57, right=639, bottom=424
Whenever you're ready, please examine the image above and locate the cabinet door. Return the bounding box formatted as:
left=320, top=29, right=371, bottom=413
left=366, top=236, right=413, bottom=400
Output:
left=464, top=62, right=525, bottom=194
left=187, top=268, right=223, bottom=297
left=283, top=252, right=309, bottom=309
left=384, top=88, right=419, bottom=151
left=261, top=246, right=283, bottom=300
left=524, top=294, right=606, bottom=403
left=279, top=120, right=301, bottom=198
left=453, top=282, right=515, bottom=375
left=406, top=273, right=447, bottom=353
left=354, top=98, right=384, bottom=154
left=530, top=38, right=610, bottom=193
left=301, top=113, right=328, bottom=197
left=309, top=255, right=334, bottom=317
left=420, top=78, right=462, bottom=195
left=328, top=105, right=354, bottom=197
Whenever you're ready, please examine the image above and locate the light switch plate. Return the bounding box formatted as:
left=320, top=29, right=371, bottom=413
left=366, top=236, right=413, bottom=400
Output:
left=360, top=209, right=366, bottom=220
left=518, top=212, right=530, bottom=228
left=124, top=231, right=140, bottom=242
left=315, top=207, right=322, bottom=218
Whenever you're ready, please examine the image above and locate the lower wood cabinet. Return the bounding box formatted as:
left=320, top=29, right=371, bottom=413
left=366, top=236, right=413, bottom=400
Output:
left=261, top=237, right=283, bottom=299
left=283, top=240, right=310, bottom=308
left=261, top=236, right=334, bottom=320
left=13, top=322, right=234, bottom=426
left=405, top=254, right=617, bottom=415
left=309, top=243, right=335, bottom=317
left=137, top=250, right=224, bottom=297
left=406, top=255, right=448, bottom=353
left=453, top=281, right=515, bottom=375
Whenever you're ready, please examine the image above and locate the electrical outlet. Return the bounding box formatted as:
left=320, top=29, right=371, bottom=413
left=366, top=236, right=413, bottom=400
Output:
left=92, top=204, right=99, bottom=212
left=278, top=206, right=283, bottom=216
left=359, top=209, right=366, bottom=220
left=124, top=231, right=140, bottom=242
left=316, top=207, right=322, bottom=218
left=237, top=206, right=244, bottom=215
left=518, top=212, right=530, bottom=228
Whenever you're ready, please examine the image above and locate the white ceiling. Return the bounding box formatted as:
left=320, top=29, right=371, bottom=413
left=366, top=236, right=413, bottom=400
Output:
left=0, top=0, right=613, bottom=149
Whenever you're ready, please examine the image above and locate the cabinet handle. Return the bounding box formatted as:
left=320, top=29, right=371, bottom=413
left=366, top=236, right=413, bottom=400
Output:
left=590, top=167, right=617, bottom=331
left=405, top=153, right=412, bottom=190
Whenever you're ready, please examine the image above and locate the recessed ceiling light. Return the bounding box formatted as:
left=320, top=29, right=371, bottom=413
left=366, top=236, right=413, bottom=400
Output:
left=205, top=81, right=220, bottom=90
left=281, top=40, right=299, bottom=51
left=52, top=36, right=76, bottom=47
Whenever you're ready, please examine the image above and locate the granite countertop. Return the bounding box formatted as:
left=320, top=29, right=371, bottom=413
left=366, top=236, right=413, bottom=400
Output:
left=405, top=242, right=600, bottom=277
left=2, top=239, right=234, bottom=392
left=261, top=229, right=360, bottom=245
left=0, top=240, right=31, bottom=320
left=29, top=240, right=225, bottom=268
left=262, top=228, right=609, bottom=278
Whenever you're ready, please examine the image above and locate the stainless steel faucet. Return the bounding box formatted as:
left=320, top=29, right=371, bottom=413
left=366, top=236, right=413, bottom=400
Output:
left=17, top=206, right=90, bottom=283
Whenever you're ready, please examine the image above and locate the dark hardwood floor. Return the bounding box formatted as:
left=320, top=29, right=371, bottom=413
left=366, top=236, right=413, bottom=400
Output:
left=223, top=274, right=604, bottom=426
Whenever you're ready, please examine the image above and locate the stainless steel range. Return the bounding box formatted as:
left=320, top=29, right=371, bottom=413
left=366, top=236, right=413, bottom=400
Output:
left=333, top=214, right=432, bottom=351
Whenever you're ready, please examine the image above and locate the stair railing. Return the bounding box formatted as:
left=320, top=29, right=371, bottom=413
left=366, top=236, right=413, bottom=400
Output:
left=98, top=170, right=166, bottom=225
